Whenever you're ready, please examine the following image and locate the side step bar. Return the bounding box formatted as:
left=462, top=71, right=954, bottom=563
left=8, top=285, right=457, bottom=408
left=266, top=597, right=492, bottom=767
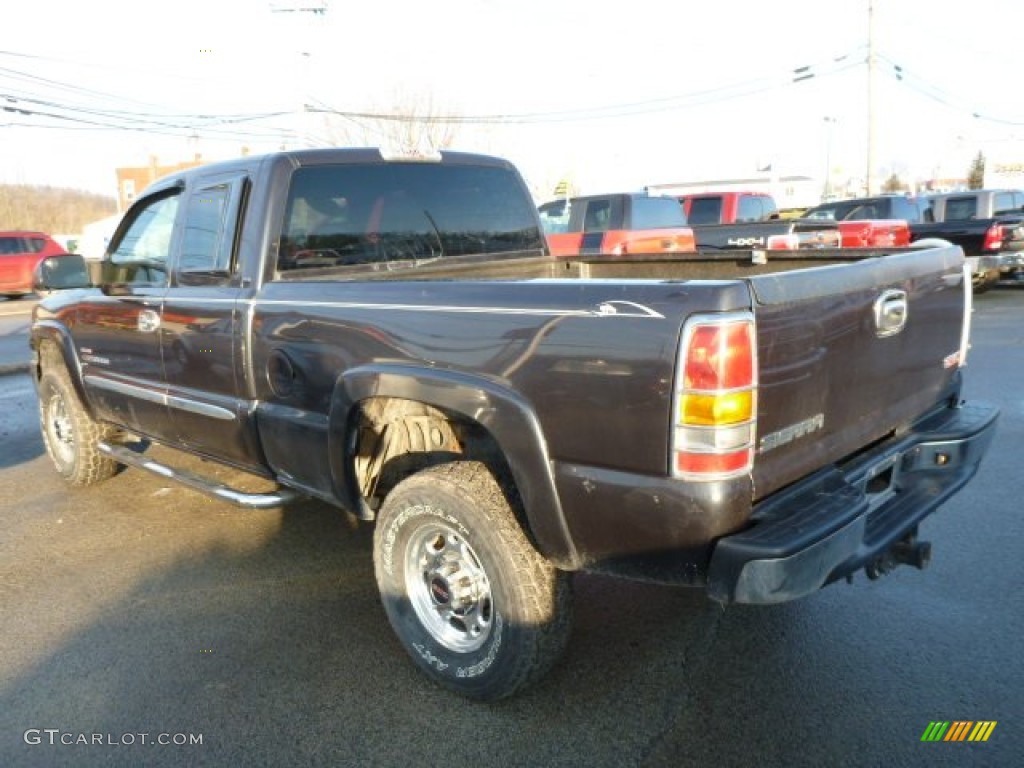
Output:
left=98, top=442, right=303, bottom=510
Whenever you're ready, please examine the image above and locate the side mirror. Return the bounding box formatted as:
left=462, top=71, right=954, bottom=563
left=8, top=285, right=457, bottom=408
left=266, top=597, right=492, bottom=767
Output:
left=33, top=254, right=92, bottom=293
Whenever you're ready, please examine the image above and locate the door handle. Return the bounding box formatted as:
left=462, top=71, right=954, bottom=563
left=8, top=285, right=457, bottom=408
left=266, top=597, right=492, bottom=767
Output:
left=873, top=290, right=908, bottom=338
left=137, top=309, right=161, bottom=333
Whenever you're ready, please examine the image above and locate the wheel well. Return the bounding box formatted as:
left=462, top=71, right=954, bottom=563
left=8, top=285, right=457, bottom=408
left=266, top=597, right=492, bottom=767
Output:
left=350, top=396, right=524, bottom=519
left=36, top=338, right=63, bottom=379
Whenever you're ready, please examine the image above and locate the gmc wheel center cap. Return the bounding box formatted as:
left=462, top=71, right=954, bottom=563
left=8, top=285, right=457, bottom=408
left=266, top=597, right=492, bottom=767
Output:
left=429, top=577, right=451, bottom=605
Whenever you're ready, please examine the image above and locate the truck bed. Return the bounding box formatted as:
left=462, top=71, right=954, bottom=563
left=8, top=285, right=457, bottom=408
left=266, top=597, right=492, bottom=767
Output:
left=263, top=243, right=967, bottom=508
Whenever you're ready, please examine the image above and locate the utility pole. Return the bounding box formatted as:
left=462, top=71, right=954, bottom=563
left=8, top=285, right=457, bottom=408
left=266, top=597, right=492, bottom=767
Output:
left=269, top=2, right=329, bottom=148
left=823, top=117, right=837, bottom=201
left=866, top=0, right=877, bottom=195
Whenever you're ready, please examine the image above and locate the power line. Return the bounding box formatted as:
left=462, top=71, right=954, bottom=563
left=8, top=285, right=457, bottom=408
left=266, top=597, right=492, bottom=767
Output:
left=4, top=45, right=1022, bottom=141
left=874, top=51, right=1024, bottom=126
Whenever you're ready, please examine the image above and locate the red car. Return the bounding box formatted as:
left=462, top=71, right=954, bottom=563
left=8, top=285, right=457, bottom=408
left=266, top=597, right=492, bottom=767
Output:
left=0, top=231, right=68, bottom=298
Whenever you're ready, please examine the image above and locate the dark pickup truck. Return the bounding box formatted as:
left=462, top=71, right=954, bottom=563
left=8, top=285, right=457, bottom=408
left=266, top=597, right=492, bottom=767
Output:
left=912, top=188, right=1024, bottom=290
left=30, top=148, right=998, bottom=701
left=801, top=195, right=926, bottom=248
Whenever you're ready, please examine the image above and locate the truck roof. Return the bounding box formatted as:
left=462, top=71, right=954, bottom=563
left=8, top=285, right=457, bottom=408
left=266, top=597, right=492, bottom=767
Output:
left=141, top=147, right=518, bottom=197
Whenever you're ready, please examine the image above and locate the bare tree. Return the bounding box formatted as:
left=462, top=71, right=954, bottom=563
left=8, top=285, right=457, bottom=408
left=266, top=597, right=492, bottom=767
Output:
left=319, top=89, right=461, bottom=153
left=0, top=185, right=117, bottom=234
left=882, top=173, right=905, bottom=194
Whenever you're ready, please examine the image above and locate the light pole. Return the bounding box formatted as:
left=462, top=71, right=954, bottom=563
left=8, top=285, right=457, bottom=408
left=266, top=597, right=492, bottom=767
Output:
left=822, top=117, right=837, bottom=201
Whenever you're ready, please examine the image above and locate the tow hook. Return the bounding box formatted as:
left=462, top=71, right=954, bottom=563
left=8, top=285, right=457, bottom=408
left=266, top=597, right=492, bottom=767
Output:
left=865, top=533, right=932, bottom=580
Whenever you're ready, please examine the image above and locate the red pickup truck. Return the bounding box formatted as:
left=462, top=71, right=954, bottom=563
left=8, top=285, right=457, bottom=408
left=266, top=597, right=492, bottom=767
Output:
left=674, top=191, right=841, bottom=250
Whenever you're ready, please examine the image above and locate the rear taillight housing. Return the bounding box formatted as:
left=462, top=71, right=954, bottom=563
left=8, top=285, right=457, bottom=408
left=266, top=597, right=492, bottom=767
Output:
left=672, top=313, right=757, bottom=480
left=766, top=234, right=799, bottom=250
left=982, top=223, right=1005, bottom=252
left=839, top=222, right=872, bottom=248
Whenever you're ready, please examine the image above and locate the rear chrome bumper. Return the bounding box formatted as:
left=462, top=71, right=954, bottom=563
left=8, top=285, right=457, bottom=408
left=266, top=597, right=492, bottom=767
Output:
left=707, top=401, right=999, bottom=604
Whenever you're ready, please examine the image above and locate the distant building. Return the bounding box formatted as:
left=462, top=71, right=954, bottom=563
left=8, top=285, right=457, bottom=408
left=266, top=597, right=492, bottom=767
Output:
left=115, top=154, right=207, bottom=212
left=78, top=214, right=122, bottom=260
left=644, top=174, right=819, bottom=209
left=920, top=177, right=969, bottom=194
left=983, top=144, right=1024, bottom=191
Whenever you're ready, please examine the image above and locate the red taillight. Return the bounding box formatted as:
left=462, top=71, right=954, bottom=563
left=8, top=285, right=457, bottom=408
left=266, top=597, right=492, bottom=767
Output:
left=676, top=447, right=754, bottom=476
left=684, top=323, right=755, bottom=390
left=673, top=314, right=757, bottom=480
left=838, top=222, right=871, bottom=247
left=766, top=234, right=799, bottom=250
left=983, top=224, right=1004, bottom=252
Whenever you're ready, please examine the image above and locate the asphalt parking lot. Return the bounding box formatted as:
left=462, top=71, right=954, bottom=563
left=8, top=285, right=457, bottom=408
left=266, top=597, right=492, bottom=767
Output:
left=0, top=289, right=1020, bottom=768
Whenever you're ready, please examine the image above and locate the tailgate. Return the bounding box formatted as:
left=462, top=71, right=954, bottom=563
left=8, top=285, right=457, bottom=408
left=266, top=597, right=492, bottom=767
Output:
left=748, top=244, right=967, bottom=500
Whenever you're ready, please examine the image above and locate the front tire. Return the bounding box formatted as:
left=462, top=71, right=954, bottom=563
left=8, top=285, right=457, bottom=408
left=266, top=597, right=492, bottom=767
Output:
left=37, top=363, right=118, bottom=486
left=373, top=461, right=572, bottom=701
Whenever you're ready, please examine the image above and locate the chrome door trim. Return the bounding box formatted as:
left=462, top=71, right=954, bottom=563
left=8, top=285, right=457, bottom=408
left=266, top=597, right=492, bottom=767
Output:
left=84, top=375, right=236, bottom=421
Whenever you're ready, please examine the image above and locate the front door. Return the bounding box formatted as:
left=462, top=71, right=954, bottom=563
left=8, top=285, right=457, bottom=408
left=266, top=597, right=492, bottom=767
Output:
left=74, top=189, right=179, bottom=440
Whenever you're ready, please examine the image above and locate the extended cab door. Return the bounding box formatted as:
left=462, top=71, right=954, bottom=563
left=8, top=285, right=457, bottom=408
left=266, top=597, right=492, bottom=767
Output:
left=159, top=171, right=266, bottom=470
left=74, top=188, right=179, bottom=440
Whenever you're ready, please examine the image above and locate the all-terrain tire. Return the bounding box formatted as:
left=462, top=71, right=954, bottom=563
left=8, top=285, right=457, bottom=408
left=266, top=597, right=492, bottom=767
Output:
left=373, top=461, right=572, bottom=701
left=37, top=360, right=118, bottom=486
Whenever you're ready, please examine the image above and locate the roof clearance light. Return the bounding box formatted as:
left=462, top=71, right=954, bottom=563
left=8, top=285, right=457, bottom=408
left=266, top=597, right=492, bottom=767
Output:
left=378, top=146, right=443, bottom=162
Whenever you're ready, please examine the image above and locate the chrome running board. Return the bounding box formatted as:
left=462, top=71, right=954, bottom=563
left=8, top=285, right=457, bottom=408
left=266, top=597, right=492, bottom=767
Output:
left=98, top=442, right=303, bottom=510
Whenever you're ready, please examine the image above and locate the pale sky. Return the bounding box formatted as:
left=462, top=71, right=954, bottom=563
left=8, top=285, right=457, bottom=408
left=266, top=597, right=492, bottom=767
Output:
left=2, top=0, right=1021, bottom=202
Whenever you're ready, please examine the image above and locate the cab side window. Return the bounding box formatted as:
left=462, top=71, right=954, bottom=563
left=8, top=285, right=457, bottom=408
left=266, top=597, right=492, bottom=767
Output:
left=179, top=184, right=233, bottom=274
left=737, top=196, right=763, bottom=223
left=583, top=200, right=612, bottom=232
left=993, top=192, right=1015, bottom=216
left=109, top=192, right=180, bottom=286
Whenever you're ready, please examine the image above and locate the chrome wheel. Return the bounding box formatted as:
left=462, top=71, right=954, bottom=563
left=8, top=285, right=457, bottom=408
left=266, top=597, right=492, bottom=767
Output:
left=405, top=523, right=493, bottom=653
left=44, top=391, right=76, bottom=468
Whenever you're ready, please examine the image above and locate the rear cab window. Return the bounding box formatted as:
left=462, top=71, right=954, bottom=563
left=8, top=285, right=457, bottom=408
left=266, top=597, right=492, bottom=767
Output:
left=737, top=195, right=775, bottom=222
left=631, top=197, right=688, bottom=229
left=944, top=197, right=977, bottom=221
left=276, top=162, right=544, bottom=276
left=686, top=197, right=724, bottom=225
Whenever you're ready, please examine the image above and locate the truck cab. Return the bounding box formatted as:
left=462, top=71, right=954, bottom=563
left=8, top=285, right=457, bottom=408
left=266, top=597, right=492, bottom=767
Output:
left=677, top=191, right=779, bottom=225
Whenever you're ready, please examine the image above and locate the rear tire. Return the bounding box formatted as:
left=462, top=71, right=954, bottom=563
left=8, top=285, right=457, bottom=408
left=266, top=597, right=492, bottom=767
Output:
left=373, top=461, right=572, bottom=701
left=38, top=362, right=118, bottom=486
